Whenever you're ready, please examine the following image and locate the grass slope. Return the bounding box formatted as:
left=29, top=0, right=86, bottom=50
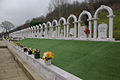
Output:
left=20, top=38, right=120, bottom=80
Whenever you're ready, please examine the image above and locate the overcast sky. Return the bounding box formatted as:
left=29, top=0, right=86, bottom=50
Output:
left=0, top=0, right=82, bottom=28
left=0, top=0, right=50, bottom=27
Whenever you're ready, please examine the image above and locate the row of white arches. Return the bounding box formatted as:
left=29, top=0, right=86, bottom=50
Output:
left=10, top=5, right=115, bottom=41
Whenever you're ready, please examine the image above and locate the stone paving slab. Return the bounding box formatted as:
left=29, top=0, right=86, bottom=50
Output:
left=0, top=48, right=29, bottom=80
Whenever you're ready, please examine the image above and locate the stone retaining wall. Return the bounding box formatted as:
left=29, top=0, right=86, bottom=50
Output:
left=7, top=41, right=82, bottom=80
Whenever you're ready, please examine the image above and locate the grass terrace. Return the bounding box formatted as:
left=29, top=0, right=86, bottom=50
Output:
left=20, top=38, right=120, bottom=80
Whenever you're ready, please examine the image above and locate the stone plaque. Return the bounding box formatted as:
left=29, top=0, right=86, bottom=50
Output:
left=79, top=26, right=87, bottom=39
left=98, top=23, right=107, bottom=39
left=52, top=30, right=57, bottom=38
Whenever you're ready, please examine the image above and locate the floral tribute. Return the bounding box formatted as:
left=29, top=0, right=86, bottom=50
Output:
left=22, top=46, right=28, bottom=52
left=32, top=49, right=41, bottom=59
left=42, top=51, right=54, bottom=62
left=42, top=35, right=44, bottom=37
left=69, top=34, right=73, bottom=37
left=13, top=42, right=20, bottom=46
left=84, top=28, right=93, bottom=37
left=84, top=28, right=90, bottom=36
left=28, top=48, right=33, bottom=55
left=12, top=41, right=55, bottom=64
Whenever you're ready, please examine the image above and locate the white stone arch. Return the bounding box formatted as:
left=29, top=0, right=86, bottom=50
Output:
left=52, top=19, right=58, bottom=28
left=36, top=25, right=39, bottom=31
left=35, top=25, right=38, bottom=32
left=78, top=10, right=92, bottom=38
left=52, top=19, right=58, bottom=38
left=47, top=21, right=52, bottom=37
left=67, top=14, right=77, bottom=38
left=93, top=5, right=114, bottom=39
left=36, top=25, right=40, bottom=37
left=42, top=23, right=47, bottom=37
left=47, top=21, right=52, bottom=28
left=58, top=17, right=67, bottom=37
left=30, top=27, right=33, bottom=37
left=47, top=21, right=52, bottom=31
left=39, top=24, right=42, bottom=32
left=32, top=26, right=34, bottom=33
left=39, top=24, right=42, bottom=37
left=33, top=26, right=37, bottom=37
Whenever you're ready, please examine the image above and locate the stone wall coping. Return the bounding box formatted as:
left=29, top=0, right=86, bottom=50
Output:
left=7, top=41, right=82, bottom=80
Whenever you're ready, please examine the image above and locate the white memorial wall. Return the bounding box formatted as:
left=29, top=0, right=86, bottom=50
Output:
left=10, top=5, right=115, bottom=41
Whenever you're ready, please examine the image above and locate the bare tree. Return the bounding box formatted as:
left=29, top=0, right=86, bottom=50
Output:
left=0, top=21, right=15, bottom=33
left=49, top=0, right=68, bottom=9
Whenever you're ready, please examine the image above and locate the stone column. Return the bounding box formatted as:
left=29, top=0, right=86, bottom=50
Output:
left=93, top=18, right=98, bottom=39
left=78, top=21, right=82, bottom=38
left=108, top=15, right=114, bottom=39
left=45, top=27, right=47, bottom=38
left=73, top=21, right=77, bottom=38
left=50, top=26, right=53, bottom=38
left=88, top=19, right=92, bottom=38
left=57, top=25, right=60, bottom=38
left=56, top=26, right=58, bottom=38
left=64, top=24, right=66, bottom=38
left=66, top=23, right=70, bottom=38
left=41, top=27, right=43, bottom=37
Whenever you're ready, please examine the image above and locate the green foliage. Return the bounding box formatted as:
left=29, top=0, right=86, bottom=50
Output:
left=20, top=39, right=120, bottom=80
left=30, top=20, right=46, bottom=26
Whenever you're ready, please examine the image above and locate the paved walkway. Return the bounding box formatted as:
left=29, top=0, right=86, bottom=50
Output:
left=0, top=48, right=29, bottom=80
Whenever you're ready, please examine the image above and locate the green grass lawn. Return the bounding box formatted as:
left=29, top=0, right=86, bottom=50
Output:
left=20, top=38, right=120, bottom=80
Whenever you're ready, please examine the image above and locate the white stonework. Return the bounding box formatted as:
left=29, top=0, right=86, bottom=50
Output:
left=94, top=5, right=114, bottom=40
left=79, top=26, right=87, bottom=39
left=78, top=11, right=92, bottom=39
left=67, top=14, right=77, bottom=38
left=69, top=28, right=74, bottom=38
left=52, top=30, right=57, bottom=38
left=9, top=5, right=115, bottom=41
left=98, top=23, right=107, bottom=39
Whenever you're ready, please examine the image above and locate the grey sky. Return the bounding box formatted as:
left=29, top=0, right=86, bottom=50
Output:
left=0, top=0, right=50, bottom=27
left=0, top=0, right=83, bottom=28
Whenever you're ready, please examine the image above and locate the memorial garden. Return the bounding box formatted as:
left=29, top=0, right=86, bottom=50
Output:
left=7, top=5, right=120, bottom=80
left=19, top=38, right=120, bottom=80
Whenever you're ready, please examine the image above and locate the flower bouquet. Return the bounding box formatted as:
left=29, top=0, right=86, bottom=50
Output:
left=32, top=49, right=41, bottom=59
left=69, top=34, right=73, bottom=37
left=13, top=42, right=20, bottom=46
left=84, top=28, right=90, bottom=38
left=28, top=48, right=33, bottom=55
left=22, top=46, right=28, bottom=52
left=42, top=35, right=44, bottom=37
left=42, top=51, right=54, bottom=65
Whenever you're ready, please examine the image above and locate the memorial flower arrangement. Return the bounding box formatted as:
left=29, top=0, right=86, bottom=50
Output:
left=69, top=34, right=73, bottom=37
left=84, top=28, right=93, bottom=37
left=84, top=28, right=90, bottom=37
left=13, top=42, right=20, bottom=46
left=32, top=49, right=41, bottom=59
left=22, top=46, right=28, bottom=52
left=28, top=48, right=33, bottom=55
left=42, top=35, right=44, bottom=37
left=42, top=51, right=54, bottom=64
